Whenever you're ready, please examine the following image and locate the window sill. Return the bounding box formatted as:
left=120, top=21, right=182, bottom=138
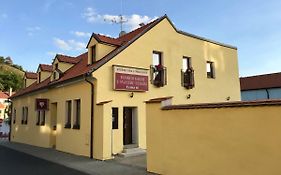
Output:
left=72, top=124, right=80, bottom=130
left=64, top=123, right=71, bottom=129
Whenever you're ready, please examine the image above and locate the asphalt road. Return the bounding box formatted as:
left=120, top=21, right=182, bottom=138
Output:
left=0, top=145, right=89, bottom=175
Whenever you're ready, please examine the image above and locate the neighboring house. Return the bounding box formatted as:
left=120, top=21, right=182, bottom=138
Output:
left=10, top=15, right=240, bottom=160
left=0, top=91, right=11, bottom=119
left=0, top=91, right=11, bottom=136
left=240, top=72, right=281, bottom=101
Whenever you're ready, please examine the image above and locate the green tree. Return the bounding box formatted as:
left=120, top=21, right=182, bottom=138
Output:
left=0, top=56, right=4, bottom=63
left=0, top=71, right=23, bottom=91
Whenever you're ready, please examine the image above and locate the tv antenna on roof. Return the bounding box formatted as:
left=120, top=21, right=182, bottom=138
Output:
left=103, top=0, right=128, bottom=36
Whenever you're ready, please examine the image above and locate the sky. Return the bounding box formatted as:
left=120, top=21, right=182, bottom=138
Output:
left=0, top=0, right=281, bottom=76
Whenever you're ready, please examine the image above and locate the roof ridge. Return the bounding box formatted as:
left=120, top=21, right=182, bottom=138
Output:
left=57, top=54, right=75, bottom=57
left=117, top=16, right=161, bottom=40
left=40, top=63, right=52, bottom=66
left=96, top=33, right=117, bottom=40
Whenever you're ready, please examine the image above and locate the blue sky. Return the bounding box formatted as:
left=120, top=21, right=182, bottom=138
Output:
left=0, top=0, right=281, bottom=76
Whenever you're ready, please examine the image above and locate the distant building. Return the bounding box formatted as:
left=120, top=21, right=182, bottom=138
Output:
left=0, top=91, right=10, bottom=119
left=240, top=72, right=281, bottom=101
left=0, top=91, right=11, bottom=137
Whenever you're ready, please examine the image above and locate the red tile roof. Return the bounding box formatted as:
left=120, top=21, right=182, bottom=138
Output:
left=25, top=72, right=37, bottom=79
left=0, top=103, right=5, bottom=109
left=0, top=92, right=9, bottom=99
left=92, top=19, right=158, bottom=47
left=56, top=54, right=80, bottom=64
left=161, top=99, right=281, bottom=110
left=11, top=16, right=164, bottom=99
left=240, top=72, right=281, bottom=90
left=39, top=64, right=53, bottom=72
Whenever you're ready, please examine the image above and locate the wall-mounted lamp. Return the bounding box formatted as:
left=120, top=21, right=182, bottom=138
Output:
left=186, top=94, right=191, bottom=99
left=226, top=96, right=231, bottom=101
left=129, top=92, right=134, bottom=98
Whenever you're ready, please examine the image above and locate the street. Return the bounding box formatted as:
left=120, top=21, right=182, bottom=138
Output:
left=0, top=145, right=89, bottom=175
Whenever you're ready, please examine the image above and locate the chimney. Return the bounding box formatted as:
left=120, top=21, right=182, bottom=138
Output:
left=119, top=31, right=126, bottom=37
left=9, top=87, right=12, bottom=97
left=139, top=23, right=145, bottom=27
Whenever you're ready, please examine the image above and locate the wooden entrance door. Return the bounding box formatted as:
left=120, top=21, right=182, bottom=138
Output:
left=123, top=107, right=133, bottom=145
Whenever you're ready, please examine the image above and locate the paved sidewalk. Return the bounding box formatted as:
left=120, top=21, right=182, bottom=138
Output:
left=0, top=140, right=154, bottom=175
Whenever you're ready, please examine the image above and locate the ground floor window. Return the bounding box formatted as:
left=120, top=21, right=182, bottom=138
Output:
left=73, top=99, right=81, bottom=129
left=21, top=106, right=28, bottom=125
left=112, top=108, right=118, bottom=129
left=36, top=110, right=45, bottom=126
left=65, top=100, right=72, bottom=128
left=13, top=108, right=16, bottom=124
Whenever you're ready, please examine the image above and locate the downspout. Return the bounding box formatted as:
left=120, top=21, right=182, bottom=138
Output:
left=85, top=76, right=94, bottom=159
left=265, top=89, right=270, bottom=99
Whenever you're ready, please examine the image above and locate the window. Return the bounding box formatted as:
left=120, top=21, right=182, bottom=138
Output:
left=150, top=51, right=167, bottom=87
left=112, top=108, right=118, bottom=129
left=91, top=45, right=96, bottom=64
left=207, top=61, right=215, bottom=78
left=65, top=100, right=72, bottom=128
left=182, top=57, right=195, bottom=89
left=182, top=57, right=191, bottom=71
left=55, top=63, right=58, bottom=70
left=21, top=107, right=28, bottom=125
left=13, top=109, right=16, bottom=124
left=38, top=72, right=41, bottom=82
left=36, top=111, right=40, bottom=125
left=152, top=51, right=162, bottom=66
left=73, top=99, right=81, bottom=129
left=36, top=111, right=45, bottom=126
left=24, top=78, right=27, bottom=87
left=53, top=72, right=57, bottom=80
left=40, top=111, right=45, bottom=125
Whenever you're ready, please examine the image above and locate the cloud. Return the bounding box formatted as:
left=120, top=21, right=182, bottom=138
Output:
left=53, top=38, right=86, bottom=51
left=0, top=13, right=8, bottom=20
left=71, top=31, right=91, bottom=37
left=43, top=0, right=57, bottom=11
left=46, top=51, right=58, bottom=56
left=26, top=26, right=41, bottom=36
left=83, top=8, right=157, bottom=30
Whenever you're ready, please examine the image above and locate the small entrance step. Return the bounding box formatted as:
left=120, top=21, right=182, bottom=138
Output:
left=118, top=147, right=146, bottom=158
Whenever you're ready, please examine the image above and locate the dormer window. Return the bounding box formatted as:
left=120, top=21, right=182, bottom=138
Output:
left=38, top=72, right=41, bottom=83
left=91, top=45, right=96, bottom=64
left=53, top=72, right=57, bottom=80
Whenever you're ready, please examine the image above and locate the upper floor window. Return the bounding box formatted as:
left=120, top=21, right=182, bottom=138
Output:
left=53, top=72, right=57, bottom=80
left=91, top=45, right=96, bottom=64
left=150, top=51, right=167, bottom=87
left=207, top=61, right=215, bottom=78
left=24, top=78, right=27, bottom=88
left=55, top=63, right=58, bottom=70
left=182, top=57, right=194, bottom=89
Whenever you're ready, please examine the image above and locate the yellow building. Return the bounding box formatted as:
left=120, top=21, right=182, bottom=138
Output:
left=10, top=15, right=240, bottom=160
